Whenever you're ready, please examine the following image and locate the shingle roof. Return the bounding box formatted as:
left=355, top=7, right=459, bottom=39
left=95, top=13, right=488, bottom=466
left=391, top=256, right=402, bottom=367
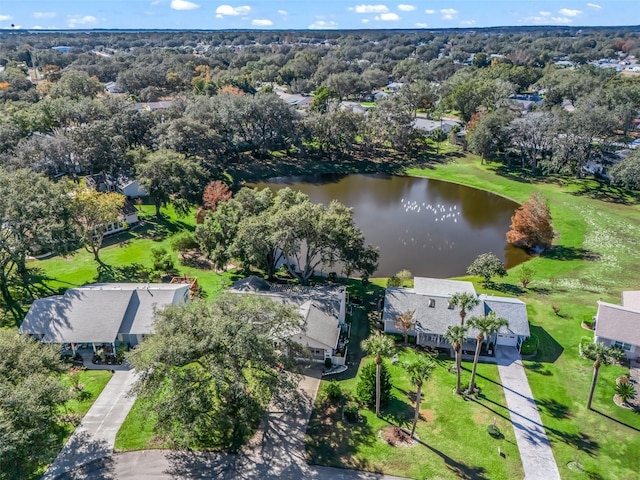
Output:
left=20, top=289, right=133, bottom=343
left=622, top=291, right=640, bottom=311
left=301, top=302, right=341, bottom=350
left=413, top=277, right=475, bottom=297
left=383, top=278, right=529, bottom=338
left=19, top=283, right=189, bottom=343
left=482, top=296, right=530, bottom=337
left=231, top=276, right=272, bottom=292
left=596, top=301, right=640, bottom=346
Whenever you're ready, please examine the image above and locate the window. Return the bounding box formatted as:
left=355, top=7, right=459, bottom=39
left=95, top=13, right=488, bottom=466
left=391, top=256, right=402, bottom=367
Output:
left=613, top=341, right=633, bottom=351
left=429, top=298, right=435, bottom=308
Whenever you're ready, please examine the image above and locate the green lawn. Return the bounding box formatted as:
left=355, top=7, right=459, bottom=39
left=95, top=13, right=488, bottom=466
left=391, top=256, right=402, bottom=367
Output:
left=306, top=348, right=523, bottom=480
left=114, top=396, right=163, bottom=451
left=408, top=154, right=640, bottom=479
left=56, top=369, right=113, bottom=443
left=24, top=204, right=236, bottom=310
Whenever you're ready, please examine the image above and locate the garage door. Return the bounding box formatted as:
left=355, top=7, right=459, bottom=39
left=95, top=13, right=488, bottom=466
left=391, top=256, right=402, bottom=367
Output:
left=496, top=334, right=518, bottom=347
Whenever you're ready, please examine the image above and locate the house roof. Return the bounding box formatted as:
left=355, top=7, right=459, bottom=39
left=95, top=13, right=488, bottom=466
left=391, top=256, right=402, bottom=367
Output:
left=230, top=278, right=345, bottom=349
left=482, top=296, right=530, bottom=337
left=20, top=289, right=133, bottom=343
left=19, top=283, right=189, bottom=343
left=383, top=277, right=529, bottom=338
left=384, top=287, right=485, bottom=337
left=596, top=301, right=640, bottom=346
left=622, top=291, right=640, bottom=311
left=231, top=275, right=272, bottom=292
left=414, top=277, right=475, bottom=297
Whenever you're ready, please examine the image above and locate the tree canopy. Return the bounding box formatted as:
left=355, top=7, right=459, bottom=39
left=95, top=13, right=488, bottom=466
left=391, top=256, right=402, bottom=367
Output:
left=0, top=330, right=69, bottom=480
left=127, top=293, right=304, bottom=451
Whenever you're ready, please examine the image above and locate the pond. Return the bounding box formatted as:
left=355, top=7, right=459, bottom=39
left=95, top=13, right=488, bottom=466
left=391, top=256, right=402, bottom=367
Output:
left=249, top=174, right=529, bottom=278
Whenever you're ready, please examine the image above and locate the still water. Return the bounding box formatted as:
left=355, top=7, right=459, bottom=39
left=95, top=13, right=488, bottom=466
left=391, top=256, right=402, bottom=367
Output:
left=250, top=174, right=529, bottom=278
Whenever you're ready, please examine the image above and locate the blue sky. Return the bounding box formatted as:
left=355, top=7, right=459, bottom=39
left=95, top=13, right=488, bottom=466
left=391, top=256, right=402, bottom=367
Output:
left=0, top=1, right=633, bottom=30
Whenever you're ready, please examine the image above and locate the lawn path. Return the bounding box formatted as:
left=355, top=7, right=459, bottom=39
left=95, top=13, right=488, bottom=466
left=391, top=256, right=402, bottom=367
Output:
left=496, top=347, right=560, bottom=480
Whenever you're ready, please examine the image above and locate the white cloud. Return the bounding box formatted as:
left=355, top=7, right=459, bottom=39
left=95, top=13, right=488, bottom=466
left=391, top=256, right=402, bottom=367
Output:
left=540, top=11, right=551, bottom=16
left=251, top=18, right=273, bottom=26
left=441, top=8, right=458, bottom=20
left=354, top=5, right=389, bottom=14
left=415, top=22, right=428, bottom=27
left=67, top=15, right=98, bottom=27
left=425, top=9, right=435, bottom=14
left=33, top=12, right=56, bottom=19
left=586, top=3, right=602, bottom=9
left=558, top=8, right=582, bottom=16
left=216, top=5, right=250, bottom=16
left=375, top=12, right=400, bottom=21
left=0, top=15, right=13, bottom=21
left=362, top=18, right=370, bottom=23
left=551, top=16, right=573, bottom=24
left=149, top=0, right=162, bottom=5
left=278, top=9, right=287, bottom=15
left=398, top=4, right=416, bottom=11
left=460, top=20, right=476, bottom=26
left=170, top=0, right=200, bottom=11
left=309, top=20, right=337, bottom=29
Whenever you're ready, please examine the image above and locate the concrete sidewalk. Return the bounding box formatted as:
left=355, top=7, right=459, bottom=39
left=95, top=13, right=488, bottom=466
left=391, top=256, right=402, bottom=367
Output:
left=43, top=369, right=138, bottom=480
left=496, top=347, right=560, bottom=480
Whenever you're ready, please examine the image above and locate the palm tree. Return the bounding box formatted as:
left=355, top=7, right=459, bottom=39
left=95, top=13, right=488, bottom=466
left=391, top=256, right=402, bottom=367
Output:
left=582, top=342, right=614, bottom=410
left=404, top=354, right=436, bottom=438
left=444, top=325, right=469, bottom=395
left=395, top=310, right=416, bottom=344
left=449, top=292, right=480, bottom=326
left=466, top=312, right=508, bottom=392
left=362, top=331, right=395, bottom=417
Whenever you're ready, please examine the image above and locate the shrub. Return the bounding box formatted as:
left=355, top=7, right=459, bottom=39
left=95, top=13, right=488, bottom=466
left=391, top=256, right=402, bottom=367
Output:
left=324, top=357, right=332, bottom=369
left=171, top=232, right=198, bottom=255
left=487, top=424, right=503, bottom=439
left=324, top=381, right=342, bottom=403
left=387, top=275, right=402, bottom=287
left=151, top=247, right=174, bottom=273
left=520, top=334, right=539, bottom=356
left=615, top=382, right=637, bottom=403
left=506, top=192, right=553, bottom=251
left=343, top=402, right=360, bottom=423
left=357, top=361, right=392, bottom=409
left=552, top=305, right=561, bottom=316
left=517, top=264, right=535, bottom=289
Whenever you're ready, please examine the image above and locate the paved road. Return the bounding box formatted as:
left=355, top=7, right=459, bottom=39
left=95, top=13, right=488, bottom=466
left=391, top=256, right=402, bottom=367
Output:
left=53, top=365, right=406, bottom=480
left=44, top=370, right=138, bottom=480
left=496, top=347, right=560, bottom=480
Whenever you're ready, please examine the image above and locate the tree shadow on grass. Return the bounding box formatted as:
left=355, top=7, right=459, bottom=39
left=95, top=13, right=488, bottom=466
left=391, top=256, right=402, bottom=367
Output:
left=94, top=263, right=151, bottom=284
left=537, top=398, right=572, bottom=419
left=528, top=325, right=563, bottom=363
left=569, top=181, right=640, bottom=206
left=523, top=362, right=553, bottom=376
left=541, top=246, right=601, bottom=262
left=489, top=282, right=525, bottom=296
left=412, top=436, right=491, bottom=480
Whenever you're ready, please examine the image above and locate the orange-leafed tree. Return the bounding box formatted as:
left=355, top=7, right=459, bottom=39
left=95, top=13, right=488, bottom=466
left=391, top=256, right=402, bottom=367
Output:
left=196, top=180, right=232, bottom=224
left=506, top=192, right=553, bottom=252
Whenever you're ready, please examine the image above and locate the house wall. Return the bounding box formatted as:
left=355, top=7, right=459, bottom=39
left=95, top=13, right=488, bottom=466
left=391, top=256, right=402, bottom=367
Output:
left=595, top=335, right=638, bottom=359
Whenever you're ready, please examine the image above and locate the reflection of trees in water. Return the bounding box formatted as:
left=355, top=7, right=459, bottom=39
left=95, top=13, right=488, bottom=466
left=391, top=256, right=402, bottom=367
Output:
left=250, top=174, right=530, bottom=276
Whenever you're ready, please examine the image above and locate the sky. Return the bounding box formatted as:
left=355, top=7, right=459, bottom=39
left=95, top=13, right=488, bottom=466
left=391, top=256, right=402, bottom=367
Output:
left=0, top=1, right=635, bottom=30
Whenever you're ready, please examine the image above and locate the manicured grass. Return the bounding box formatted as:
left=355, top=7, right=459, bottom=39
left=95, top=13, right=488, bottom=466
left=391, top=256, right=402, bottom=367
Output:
left=114, top=397, right=163, bottom=451
left=25, top=204, right=236, bottom=307
left=57, top=369, right=113, bottom=441
left=408, top=154, right=640, bottom=479
left=306, top=347, right=523, bottom=480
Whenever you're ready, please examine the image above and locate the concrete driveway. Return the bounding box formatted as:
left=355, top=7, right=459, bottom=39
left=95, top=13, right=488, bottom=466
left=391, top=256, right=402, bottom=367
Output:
left=53, top=364, right=406, bottom=480
left=43, top=370, right=138, bottom=480
left=496, top=346, right=560, bottom=480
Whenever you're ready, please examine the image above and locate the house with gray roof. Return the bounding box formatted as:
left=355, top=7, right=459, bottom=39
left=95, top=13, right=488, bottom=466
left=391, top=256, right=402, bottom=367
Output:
left=19, top=283, right=191, bottom=355
left=230, top=276, right=348, bottom=365
left=595, top=291, right=640, bottom=359
left=383, top=277, right=530, bottom=355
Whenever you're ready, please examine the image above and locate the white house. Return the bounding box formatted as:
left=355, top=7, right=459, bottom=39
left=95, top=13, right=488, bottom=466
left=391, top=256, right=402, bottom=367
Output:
left=383, top=277, right=530, bottom=354
left=19, top=283, right=191, bottom=353
left=595, top=291, right=640, bottom=360
left=230, top=276, right=349, bottom=365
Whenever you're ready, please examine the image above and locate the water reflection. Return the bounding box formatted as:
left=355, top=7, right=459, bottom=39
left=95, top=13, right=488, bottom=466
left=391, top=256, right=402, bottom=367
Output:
left=249, top=174, right=529, bottom=277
